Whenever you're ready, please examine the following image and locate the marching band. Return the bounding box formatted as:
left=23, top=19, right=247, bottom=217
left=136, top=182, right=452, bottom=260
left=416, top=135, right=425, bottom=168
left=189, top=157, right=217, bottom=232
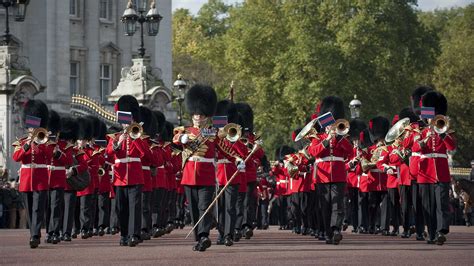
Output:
left=11, top=84, right=459, bottom=251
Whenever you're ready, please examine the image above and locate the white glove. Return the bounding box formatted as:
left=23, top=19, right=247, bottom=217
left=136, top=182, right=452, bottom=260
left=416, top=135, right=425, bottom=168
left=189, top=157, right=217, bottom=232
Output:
left=180, top=134, right=189, bottom=144
left=66, top=168, right=74, bottom=178
left=387, top=168, right=394, bottom=175
left=236, top=159, right=246, bottom=171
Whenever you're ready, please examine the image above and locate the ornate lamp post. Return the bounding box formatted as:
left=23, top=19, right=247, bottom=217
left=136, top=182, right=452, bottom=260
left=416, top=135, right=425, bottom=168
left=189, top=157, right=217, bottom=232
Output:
left=349, top=94, right=362, bottom=119
left=121, top=0, right=163, bottom=58
left=173, top=74, right=187, bottom=126
left=1, top=0, right=30, bottom=45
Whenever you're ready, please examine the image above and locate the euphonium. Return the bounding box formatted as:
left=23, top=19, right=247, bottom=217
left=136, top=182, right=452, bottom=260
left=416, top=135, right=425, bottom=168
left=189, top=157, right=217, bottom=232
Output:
left=126, top=122, right=143, bottom=139
left=98, top=168, right=105, bottom=176
left=333, top=119, right=350, bottom=136
left=32, top=128, right=49, bottom=144
left=431, top=115, right=449, bottom=134
left=222, top=123, right=242, bottom=142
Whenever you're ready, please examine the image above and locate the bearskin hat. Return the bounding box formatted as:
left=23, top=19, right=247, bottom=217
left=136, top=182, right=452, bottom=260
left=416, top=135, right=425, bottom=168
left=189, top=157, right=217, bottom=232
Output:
left=185, top=84, right=217, bottom=117
left=48, top=110, right=61, bottom=135
left=116, top=95, right=141, bottom=122
left=411, top=86, right=434, bottom=114
left=235, top=102, right=254, bottom=132
left=318, top=96, right=345, bottom=120
left=97, top=121, right=107, bottom=140
left=161, top=121, right=174, bottom=142
left=368, top=116, right=390, bottom=143
left=139, top=106, right=158, bottom=136
left=22, top=99, right=49, bottom=128
left=152, top=110, right=166, bottom=138
left=86, top=115, right=102, bottom=139
left=391, top=115, right=399, bottom=126
left=349, top=119, right=367, bottom=140
left=60, top=116, right=79, bottom=142
left=399, top=107, right=418, bottom=123
left=274, top=145, right=296, bottom=162
left=216, top=100, right=240, bottom=125
left=76, top=116, right=94, bottom=140
left=359, top=129, right=373, bottom=149
left=421, top=91, right=448, bottom=115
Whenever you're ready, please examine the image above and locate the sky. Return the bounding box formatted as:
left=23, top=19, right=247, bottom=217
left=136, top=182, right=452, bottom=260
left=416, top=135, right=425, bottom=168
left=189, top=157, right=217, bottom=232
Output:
left=172, top=0, right=473, bottom=14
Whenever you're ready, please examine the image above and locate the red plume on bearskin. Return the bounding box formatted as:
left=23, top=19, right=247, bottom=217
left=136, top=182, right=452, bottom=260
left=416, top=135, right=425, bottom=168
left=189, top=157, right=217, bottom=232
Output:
left=421, top=91, right=447, bottom=115
left=391, top=115, right=399, bottom=126
left=359, top=129, right=373, bottom=149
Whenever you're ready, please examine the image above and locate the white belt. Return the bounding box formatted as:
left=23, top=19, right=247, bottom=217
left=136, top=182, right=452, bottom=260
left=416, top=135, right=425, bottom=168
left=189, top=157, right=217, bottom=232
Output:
left=316, top=156, right=344, bottom=163
left=217, top=159, right=231, bottom=164
left=48, top=166, right=66, bottom=171
left=369, top=169, right=383, bottom=173
left=142, top=166, right=151, bottom=171
left=421, top=153, right=447, bottom=159
left=189, top=156, right=215, bottom=163
left=158, top=166, right=165, bottom=169
left=411, top=152, right=421, bottom=157
left=21, top=164, right=48, bottom=169
left=279, top=180, right=289, bottom=183
left=115, top=157, right=141, bottom=164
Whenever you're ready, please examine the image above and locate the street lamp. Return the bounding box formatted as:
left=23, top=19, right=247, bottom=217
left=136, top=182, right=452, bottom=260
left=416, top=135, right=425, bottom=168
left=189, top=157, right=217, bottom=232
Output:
left=173, top=74, right=187, bottom=126
left=1, top=0, right=30, bottom=45
left=349, top=94, right=362, bottom=119
left=121, top=0, right=162, bottom=58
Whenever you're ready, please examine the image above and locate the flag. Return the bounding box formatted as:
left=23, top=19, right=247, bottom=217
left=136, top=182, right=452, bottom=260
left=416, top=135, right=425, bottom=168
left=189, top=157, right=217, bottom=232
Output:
left=25, top=115, right=41, bottom=128
left=317, top=112, right=335, bottom=128
left=420, top=107, right=435, bottom=119
left=117, top=111, right=133, bottom=125
left=212, top=116, right=228, bottom=128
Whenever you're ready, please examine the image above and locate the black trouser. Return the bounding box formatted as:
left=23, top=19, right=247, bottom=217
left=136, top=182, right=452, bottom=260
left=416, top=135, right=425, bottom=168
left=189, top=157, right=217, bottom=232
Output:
left=290, top=193, right=302, bottom=229
left=79, top=194, right=94, bottom=232
left=176, top=193, right=186, bottom=222
left=399, top=185, right=412, bottom=232
left=73, top=199, right=81, bottom=234
left=276, top=195, right=288, bottom=227
left=411, top=180, right=425, bottom=236
left=387, top=188, right=400, bottom=232
left=48, top=189, right=64, bottom=235
left=243, top=181, right=257, bottom=228
left=217, top=184, right=239, bottom=237
left=259, top=199, right=269, bottom=227
left=152, top=188, right=166, bottom=228
left=167, top=190, right=177, bottom=223
left=358, top=191, right=369, bottom=230
left=110, top=192, right=119, bottom=230
left=141, top=191, right=152, bottom=232
left=235, top=192, right=246, bottom=230
left=98, top=192, right=111, bottom=229
left=419, top=182, right=450, bottom=240
left=63, top=191, right=77, bottom=235
left=184, top=185, right=215, bottom=241
left=346, top=188, right=359, bottom=229
left=369, top=191, right=386, bottom=230
left=318, top=183, right=345, bottom=238
left=307, top=190, right=318, bottom=230
left=116, top=185, right=142, bottom=238
left=23, top=191, right=47, bottom=237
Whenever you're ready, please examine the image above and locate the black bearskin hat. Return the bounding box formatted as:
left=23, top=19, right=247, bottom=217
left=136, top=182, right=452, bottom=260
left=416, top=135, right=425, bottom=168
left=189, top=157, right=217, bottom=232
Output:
left=86, top=115, right=102, bottom=139
left=97, top=121, right=107, bottom=140
left=76, top=116, right=94, bottom=140
left=116, top=95, right=141, bottom=122
left=60, top=116, right=79, bottom=142
left=48, top=110, right=61, bottom=135
left=274, top=145, right=296, bottom=162
left=139, top=106, right=158, bottom=136
left=368, top=116, right=390, bottom=143
left=359, top=128, right=373, bottom=149
left=216, top=100, right=240, bottom=125
left=235, top=102, right=254, bottom=132
left=399, top=107, right=419, bottom=123
left=152, top=110, right=166, bottom=138
left=411, top=86, right=434, bottom=114
left=161, top=121, right=174, bottom=142
left=317, top=96, right=345, bottom=120
left=421, top=91, right=448, bottom=116
left=185, top=84, right=217, bottom=117
left=22, top=99, right=49, bottom=128
left=349, top=119, right=367, bottom=140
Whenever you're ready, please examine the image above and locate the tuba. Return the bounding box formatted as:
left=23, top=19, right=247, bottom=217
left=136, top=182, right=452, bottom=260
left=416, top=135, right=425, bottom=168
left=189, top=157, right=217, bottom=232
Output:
left=222, top=123, right=242, bottom=142
left=431, top=115, right=449, bottom=134
left=385, top=118, right=410, bottom=143
left=294, top=118, right=318, bottom=142
left=32, top=128, right=49, bottom=144
left=126, top=122, right=143, bottom=139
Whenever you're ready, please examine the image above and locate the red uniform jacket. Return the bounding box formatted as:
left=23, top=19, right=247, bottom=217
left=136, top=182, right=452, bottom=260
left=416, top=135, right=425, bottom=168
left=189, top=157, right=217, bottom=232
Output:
left=77, top=145, right=103, bottom=196
left=271, top=164, right=290, bottom=196
left=164, top=143, right=178, bottom=191
left=307, top=133, right=353, bottom=184
left=377, top=145, right=399, bottom=189
left=150, top=142, right=166, bottom=189
left=416, top=128, right=456, bottom=183
left=257, top=178, right=269, bottom=200
left=367, top=144, right=388, bottom=191
left=358, top=149, right=371, bottom=193
left=65, top=147, right=89, bottom=191
left=48, top=140, right=74, bottom=189
left=13, top=138, right=54, bottom=192
left=346, top=146, right=360, bottom=189
left=98, top=151, right=113, bottom=194
left=402, top=123, right=422, bottom=181
left=244, top=134, right=265, bottom=184
left=140, top=137, right=154, bottom=192
left=173, top=126, right=239, bottom=187
left=385, top=143, right=411, bottom=187
left=217, top=139, right=248, bottom=186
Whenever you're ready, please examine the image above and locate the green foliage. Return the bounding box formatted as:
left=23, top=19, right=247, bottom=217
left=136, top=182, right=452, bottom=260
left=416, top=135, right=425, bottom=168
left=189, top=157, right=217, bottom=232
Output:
left=172, top=1, right=471, bottom=164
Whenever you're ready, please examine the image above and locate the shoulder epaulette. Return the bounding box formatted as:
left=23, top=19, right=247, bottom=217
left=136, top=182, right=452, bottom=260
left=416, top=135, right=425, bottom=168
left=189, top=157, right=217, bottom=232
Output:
left=75, top=150, right=85, bottom=156
left=65, top=143, right=75, bottom=150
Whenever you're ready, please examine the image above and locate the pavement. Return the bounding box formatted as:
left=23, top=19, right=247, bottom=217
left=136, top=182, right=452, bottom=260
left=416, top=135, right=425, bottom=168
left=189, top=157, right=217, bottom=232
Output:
left=0, top=226, right=473, bottom=265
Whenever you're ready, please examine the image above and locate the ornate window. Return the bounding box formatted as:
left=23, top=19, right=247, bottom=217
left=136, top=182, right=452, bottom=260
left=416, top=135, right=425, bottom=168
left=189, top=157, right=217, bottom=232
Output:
left=100, top=64, right=112, bottom=103
left=70, top=62, right=80, bottom=96
left=70, top=0, right=79, bottom=17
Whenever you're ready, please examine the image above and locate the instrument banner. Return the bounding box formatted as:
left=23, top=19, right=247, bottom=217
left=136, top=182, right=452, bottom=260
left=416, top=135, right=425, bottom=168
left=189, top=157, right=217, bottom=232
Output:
left=212, top=116, right=228, bottom=128
left=117, top=111, right=133, bottom=125
left=25, top=115, right=41, bottom=128
left=318, top=112, right=335, bottom=128
left=421, top=107, right=435, bottom=119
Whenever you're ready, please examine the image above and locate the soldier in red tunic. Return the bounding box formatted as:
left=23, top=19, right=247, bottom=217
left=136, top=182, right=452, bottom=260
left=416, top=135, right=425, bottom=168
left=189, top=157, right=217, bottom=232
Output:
left=271, top=146, right=294, bottom=231
left=95, top=121, right=110, bottom=236
left=306, top=96, right=353, bottom=245
left=357, top=129, right=373, bottom=234
left=416, top=91, right=456, bottom=245
left=106, top=95, right=153, bottom=247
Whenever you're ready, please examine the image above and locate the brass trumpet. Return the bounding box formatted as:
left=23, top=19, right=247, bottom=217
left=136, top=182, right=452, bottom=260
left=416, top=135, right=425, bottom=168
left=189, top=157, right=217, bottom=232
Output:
left=31, top=128, right=49, bottom=144
left=98, top=168, right=105, bottom=177
left=431, top=115, right=449, bottom=134
left=332, top=119, right=350, bottom=136
left=222, top=123, right=242, bottom=142
left=125, top=122, right=143, bottom=139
